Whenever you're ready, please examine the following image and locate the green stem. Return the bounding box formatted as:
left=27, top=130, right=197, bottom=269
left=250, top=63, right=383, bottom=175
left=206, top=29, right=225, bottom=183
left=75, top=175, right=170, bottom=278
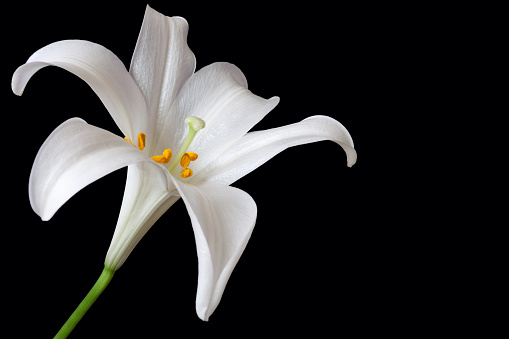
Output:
left=54, top=266, right=115, bottom=339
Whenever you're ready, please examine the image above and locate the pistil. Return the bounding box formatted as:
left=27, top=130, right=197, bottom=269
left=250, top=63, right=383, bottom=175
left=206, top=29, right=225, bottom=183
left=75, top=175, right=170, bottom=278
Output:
left=168, top=116, right=205, bottom=176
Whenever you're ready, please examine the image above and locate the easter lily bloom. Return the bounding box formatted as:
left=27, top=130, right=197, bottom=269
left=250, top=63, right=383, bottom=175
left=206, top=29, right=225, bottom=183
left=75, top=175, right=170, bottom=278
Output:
left=12, top=4, right=356, bottom=335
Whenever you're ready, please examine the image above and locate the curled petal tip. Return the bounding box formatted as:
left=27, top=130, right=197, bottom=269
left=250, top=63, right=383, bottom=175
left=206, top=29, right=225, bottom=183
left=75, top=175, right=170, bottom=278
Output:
left=347, top=151, right=358, bottom=168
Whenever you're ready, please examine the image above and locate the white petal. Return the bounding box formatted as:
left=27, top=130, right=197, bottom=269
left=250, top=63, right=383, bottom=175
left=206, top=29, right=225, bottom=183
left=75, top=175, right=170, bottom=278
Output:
left=156, top=62, right=279, bottom=168
left=105, top=162, right=178, bottom=270
left=12, top=40, right=148, bottom=138
left=129, top=5, right=195, bottom=155
left=29, top=118, right=162, bottom=221
left=197, top=115, right=357, bottom=186
left=170, top=177, right=257, bottom=321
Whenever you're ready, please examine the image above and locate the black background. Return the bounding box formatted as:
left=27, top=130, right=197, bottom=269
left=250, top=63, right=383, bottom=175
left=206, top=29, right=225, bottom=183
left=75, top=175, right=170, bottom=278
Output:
left=3, top=1, right=402, bottom=337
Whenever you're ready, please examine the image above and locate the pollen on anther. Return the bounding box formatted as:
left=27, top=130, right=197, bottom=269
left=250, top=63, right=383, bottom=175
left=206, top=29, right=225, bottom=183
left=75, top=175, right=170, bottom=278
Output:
left=180, top=152, right=198, bottom=168
left=181, top=168, right=193, bottom=178
left=151, top=149, right=172, bottom=164
left=137, top=133, right=146, bottom=151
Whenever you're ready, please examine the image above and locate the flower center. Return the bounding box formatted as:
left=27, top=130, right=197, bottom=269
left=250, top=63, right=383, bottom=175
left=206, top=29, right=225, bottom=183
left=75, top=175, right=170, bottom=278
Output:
left=124, top=116, right=205, bottom=179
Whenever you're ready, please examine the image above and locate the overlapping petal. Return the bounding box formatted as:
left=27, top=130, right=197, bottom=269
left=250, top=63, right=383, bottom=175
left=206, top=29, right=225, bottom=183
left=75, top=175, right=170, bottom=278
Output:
left=156, top=62, right=279, bottom=169
left=29, top=118, right=167, bottom=221
left=106, top=162, right=179, bottom=269
left=129, top=5, right=195, bottom=155
left=11, top=40, right=148, bottom=138
left=170, top=177, right=257, bottom=321
left=196, top=115, right=357, bottom=186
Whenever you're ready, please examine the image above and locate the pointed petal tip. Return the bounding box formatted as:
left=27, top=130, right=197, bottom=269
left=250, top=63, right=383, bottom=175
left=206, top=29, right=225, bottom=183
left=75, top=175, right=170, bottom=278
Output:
left=34, top=203, right=54, bottom=221
left=38, top=210, right=51, bottom=222
left=196, top=306, right=211, bottom=322
left=195, top=303, right=207, bottom=321
left=198, top=314, right=210, bottom=322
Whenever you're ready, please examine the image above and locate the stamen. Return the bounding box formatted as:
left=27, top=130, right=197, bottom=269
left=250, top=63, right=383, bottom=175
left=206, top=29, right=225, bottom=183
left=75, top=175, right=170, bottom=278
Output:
left=151, top=149, right=172, bottom=164
left=137, top=133, right=146, bottom=151
left=168, top=116, right=206, bottom=174
left=125, top=133, right=146, bottom=151
left=180, top=154, right=191, bottom=168
left=181, top=168, right=193, bottom=178
left=180, top=152, right=198, bottom=168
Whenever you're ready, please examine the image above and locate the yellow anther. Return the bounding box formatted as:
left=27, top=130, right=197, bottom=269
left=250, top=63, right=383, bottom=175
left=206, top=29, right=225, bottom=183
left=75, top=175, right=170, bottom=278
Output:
left=137, top=133, right=146, bottom=151
left=180, top=152, right=198, bottom=168
left=151, top=149, right=173, bottom=164
left=180, top=154, right=190, bottom=168
left=181, top=168, right=193, bottom=178
left=125, top=133, right=146, bottom=150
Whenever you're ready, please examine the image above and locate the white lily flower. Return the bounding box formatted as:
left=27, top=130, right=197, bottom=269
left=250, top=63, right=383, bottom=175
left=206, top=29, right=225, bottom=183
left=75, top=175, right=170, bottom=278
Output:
left=12, top=5, right=357, bottom=324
